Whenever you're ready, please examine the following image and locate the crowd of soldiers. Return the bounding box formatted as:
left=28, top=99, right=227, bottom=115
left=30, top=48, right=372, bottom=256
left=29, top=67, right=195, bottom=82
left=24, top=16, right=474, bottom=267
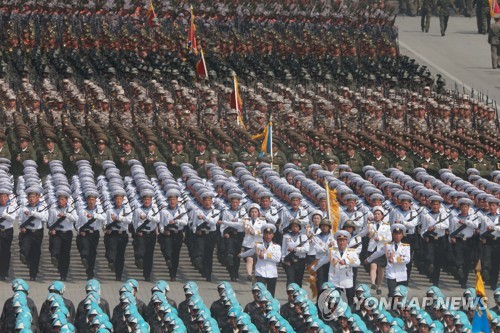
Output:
left=1, top=278, right=500, bottom=332
left=0, top=0, right=498, bottom=332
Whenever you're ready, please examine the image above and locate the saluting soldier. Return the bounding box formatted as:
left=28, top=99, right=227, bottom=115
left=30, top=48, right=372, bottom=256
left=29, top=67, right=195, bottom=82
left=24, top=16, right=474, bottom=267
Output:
left=133, top=190, right=160, bottom=281
left=313, top=230, right=360, bottom=305
left=0, top=187, right=16, bottom=280
left=479, top=197, right=499, bottom=289
left=76, top=191, right=106, bottom=280
left=217, top=192, right=246, bottom=282
left=420, top=195, right=450, bottom=287
left=450, top=198, right=479, bottom=288
left=366, top=224, right=411, bottom=297
left=103, top=190, right=131, bottom=281
left=282, top=219, right=310, bottom=288
left=189, top=192, right=220, bottom=281
left=158, top=189, right=188, bottom=282
left=18, top=186, right=48, bottom=281
left=47, top=190, right=77, bottom=281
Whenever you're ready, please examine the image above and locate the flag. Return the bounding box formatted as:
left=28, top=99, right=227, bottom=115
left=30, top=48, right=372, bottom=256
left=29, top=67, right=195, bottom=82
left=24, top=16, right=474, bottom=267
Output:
left=187, top=5, right=198, bottom=54
left=489, top=0, right=500, bottom=17
left=196, top=48, right=208, bottom=79
left=324, top=180, right=340, bottom=232
left=230, top=75, right=245, bottom=129
left=260, top=120, right=273, bottom=155
left=472, top=264, right=492, bottom=333
left=146, top=1, right=156, bottom=27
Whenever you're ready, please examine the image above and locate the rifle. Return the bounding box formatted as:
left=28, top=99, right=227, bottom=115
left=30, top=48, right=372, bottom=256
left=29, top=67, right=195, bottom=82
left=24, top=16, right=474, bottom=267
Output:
left=48, top=215, right=67, bottom=231
left=136, top=206, right=162, bottom=233
left=79, top=217, right=97, bottom=232
left=165, top=209, right=192, bottom=232
left=450, top=216, right=479, bottom=238
left=0, top=205, right=22, bottom=226
left=283, top=232, right=316, bottom=264
left=423, top=213, right=451, bottom=238
left=20, top=205, right=51, bottom=229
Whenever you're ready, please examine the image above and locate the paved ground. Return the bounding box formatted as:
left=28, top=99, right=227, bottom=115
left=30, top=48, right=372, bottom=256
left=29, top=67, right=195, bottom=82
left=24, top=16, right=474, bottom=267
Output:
left=0, top=15, right=498, bottom=312
left=397, top=16, right=500, bottom=117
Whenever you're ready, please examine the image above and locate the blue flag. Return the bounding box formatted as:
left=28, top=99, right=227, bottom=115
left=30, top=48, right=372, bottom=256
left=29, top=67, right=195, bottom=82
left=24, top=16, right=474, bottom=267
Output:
left=472, top=305, right=490, bottom=333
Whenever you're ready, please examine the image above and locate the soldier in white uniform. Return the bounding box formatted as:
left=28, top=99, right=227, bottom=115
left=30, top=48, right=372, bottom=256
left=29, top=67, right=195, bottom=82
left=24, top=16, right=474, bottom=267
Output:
left=18, top=186, right=49, bottom=281
left=311, top=219, right=334, bottom=292
left=189, top=192, right=220, bottom=281
left=218, top=193, right=246, bottom=282
left=103, top=190, right=132, bottom=281
left=241, top=203, right=265, bottom=282
left=158, top=189, right=188, bottom=282
left=365, top=206, right=392, bottom=295
left=312, top=230, right=361, bottom=305
left=47, top=190, right=78, bottom=281
left=339, top=194, right=366, bottom=234
left=420, top=195, right=450, bottom=287
left=366, top=224, right=411, bottom=297
left=0, top=186, right=17, bottom=281
left=132, top=190, right=160, bottom=281
left=449, top=198, right=479, bottom=288
left=282, top=219, right=310, bottom=288
left=240, top=224, right=281, bottom=297
left=76, top=191, right=106, bottom=280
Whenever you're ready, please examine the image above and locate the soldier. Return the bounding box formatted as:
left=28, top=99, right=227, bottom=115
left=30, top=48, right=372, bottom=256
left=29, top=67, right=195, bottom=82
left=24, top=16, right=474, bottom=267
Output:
left=297, top=141, right=314, bottom=171
left=158, top=189, right=188, bottom=281
left=0, top=186, right=16, bottom=280
left=314, top=230, right=361, bottom=305
left=489, top=14, right=500, bottom=69
left=370, top=146, right=390, bottom=172
left=191, top=138, right=210, bottom=170
left=38, top=281, right=75, bottom=330
left=133, top=190, right=160, bottom=281
left=0, top=279, right=38, bottom=332
left=240, top=203, right=266, bottom=281
left=271, top=140, right=287, bottom=174
left=76, top=191, right=106, bottom=280
left=117, top=138, right=140, bottom=177
left=241, top=224, right=281, bottom=296
left=475, top=0, right=490, bottom=34
left=143, top=139, right=166, bottom=177
left=473, top=147, right=493, bottom=178
left=421, top=0, right=433, bottom=32
left=342, top=144, right=364, bottom=174
left=39, top=137, right=63, bottom=177
left=393, top=145, right=415, bottom=175
left=450, top=198, right=479, bottom=288
left=218, top=192, right=246, bottom=282
left=47, top=190, right=78, bottom=281
left=366, top=206, right=392, bottom=295
left=436, top=0, right=457, bottom=36
left=18, top=186, right=48, bottom=281
left=222, top=140, right=238, bottom=165
left=420, top=195, right=450, bottom=287
left=92, top=137, right=114, bottom=176
left=13, top=136, right=36, bottom=175
left=0, top=133, right=11, bottom=160
left=366, top=224, right=411, bottom=297
left=281, top=219, right=310, bottom=288
left=310, top=219, right=334, bottom=294
left=67, top=137, right=91, bottom=176
left=479, top=197, right=499, bottom=289
left=103, top=190, right=131, bottom=281
left=168, top=137, right=190, bottom=178
left=444, top=147, right=466, bottom=179
left=421, top=147, right=441, bottom=177
left=189, top=192, right=220, bottom=281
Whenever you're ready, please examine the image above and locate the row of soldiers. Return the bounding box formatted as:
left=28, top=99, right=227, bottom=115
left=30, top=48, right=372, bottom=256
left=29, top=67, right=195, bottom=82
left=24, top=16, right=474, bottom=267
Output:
left=2, top=277, right=500, bottom=332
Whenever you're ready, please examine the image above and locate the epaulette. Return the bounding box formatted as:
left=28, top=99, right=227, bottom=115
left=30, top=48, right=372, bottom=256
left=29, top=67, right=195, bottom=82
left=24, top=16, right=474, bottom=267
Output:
left=383, top=222, right=390, bottom=225
left=385, top=242, right=391, bottom=244
left=402, top=243, right=410, bottom=246
left=346, top=248, right=356, bottom=251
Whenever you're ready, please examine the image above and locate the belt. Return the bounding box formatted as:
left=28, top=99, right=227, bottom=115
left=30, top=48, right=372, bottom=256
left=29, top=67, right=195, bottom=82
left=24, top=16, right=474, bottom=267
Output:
left=82, top=229, right=97, bottom=234
left=141, top=230, right=156, bottom=235
left=165, top=229, right=181, bottom=234
left=111, top=230, right=127, bottom=235
left=55, top=230, right=72, bottom=234
left=0, top=227, right=12, bottom=232
left=26, top=228, right=43, bottom=233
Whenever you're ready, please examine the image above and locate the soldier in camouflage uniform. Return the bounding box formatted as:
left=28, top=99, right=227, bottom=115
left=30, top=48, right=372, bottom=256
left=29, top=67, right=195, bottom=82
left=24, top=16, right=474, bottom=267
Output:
left=0, top=132, right=10, bottom=160
left=298, top=103, right=314, bottom=130
left=474, top=0, right=490, bottom=34
left=386, top=106, right=406, bottom=132
left=436, top=0, right=457, bottom=36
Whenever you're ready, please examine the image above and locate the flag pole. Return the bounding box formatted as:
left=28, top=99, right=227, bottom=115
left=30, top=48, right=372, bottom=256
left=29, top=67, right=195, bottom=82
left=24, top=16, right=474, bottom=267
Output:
left=233, top=74, right=240, bottom=126
left=324, top=179, right=332, bottom=223
left=200, top=48, right=208, bottom=80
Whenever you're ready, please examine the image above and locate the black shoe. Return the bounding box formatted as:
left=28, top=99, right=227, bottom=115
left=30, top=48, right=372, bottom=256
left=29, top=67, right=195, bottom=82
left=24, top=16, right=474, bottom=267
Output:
left=60, top=277, right=66, bottom=281
left=136, top=259, right=143, bottom=269
left=166, top=260, right=172, bottom=269
left=144, top=276, right=151, bottom=282
left=231, top=277, right=238, bottom=282
left=441, top=32, right=445, bottom=36
left=30, top=276, right=36, bottom=281
left=81, top=258, right=88, bottom=269
left=206, top=276, right=212, bottom=282
left=425, top=29, right=429, bottom=33
left=108, top=262, right=115, bottom=273
left=20, top=254, right=27, bottom=265
left=51, top=256, right=59, bottom=267
left=0, top=276, right=5, bottom=281
left=170, top=277, right=176, bottom=281
left=115, top=276, right=122, bottom=281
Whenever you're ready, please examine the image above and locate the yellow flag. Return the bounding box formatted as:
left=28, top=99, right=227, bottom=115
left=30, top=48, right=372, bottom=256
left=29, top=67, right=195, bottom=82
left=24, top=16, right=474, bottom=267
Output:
left=324, top=180, right=340, bottom=232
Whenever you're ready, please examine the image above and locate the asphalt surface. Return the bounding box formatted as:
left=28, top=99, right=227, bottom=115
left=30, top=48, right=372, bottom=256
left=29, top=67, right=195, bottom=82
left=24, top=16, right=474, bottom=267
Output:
left=0, top=15, right=498, bottom=313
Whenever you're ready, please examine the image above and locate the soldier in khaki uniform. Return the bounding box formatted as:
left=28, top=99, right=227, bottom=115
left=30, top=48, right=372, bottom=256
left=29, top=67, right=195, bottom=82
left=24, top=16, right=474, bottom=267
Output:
left=370, top=146, right=391, bottom=172
left=488, top=14, right=500, bottom=69
left=474, top=146, right=493, bottom=178
left=39, top=137, right=63, bottom=177
left=297, top=141, right=314, bottom=172
left=117, top=138, right=139, bottom=177
left=13, top=135, right=36, bottom=175
left=0, top=132, right=11, bottom=160
left=66, top=137, right=91, bottom=176
left=144, top=139, right=166, bottom=177
left=342, top=144, right=364, bottom=174
left=392, top=145, right=414, bottom=175
left=168, top=137, right=190, bottom=178
left=222, top=140, right=238, bottom=165
left=191, top=138, right=210, bottom=170
left=271, top=141, right=287, bottom=174
left=92, top=137, right=114, bottom=176
left=420, top=147, right=441, bottom=177
left=443, top=147, right=466, bottom=178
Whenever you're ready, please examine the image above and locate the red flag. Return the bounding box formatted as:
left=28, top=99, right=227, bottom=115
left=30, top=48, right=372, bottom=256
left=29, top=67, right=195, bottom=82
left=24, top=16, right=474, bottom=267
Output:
left=146, top=1, right=156, bottom=26
left=187, top=6, right=198, bottom=54
left=490, top=0, right=500, bottom=15
left=196, top=48, right=208, bottom=79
